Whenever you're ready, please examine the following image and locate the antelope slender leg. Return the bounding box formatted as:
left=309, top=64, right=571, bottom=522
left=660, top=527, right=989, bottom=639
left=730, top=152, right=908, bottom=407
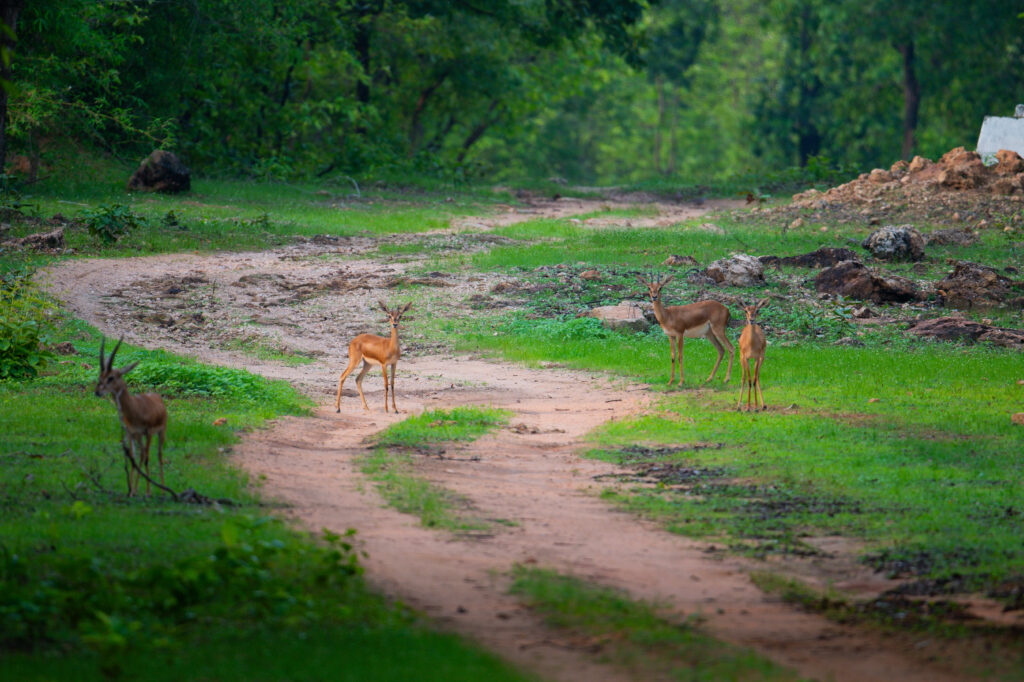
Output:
left=390, top=364, right=398, bottom=413
left=336, top=352, right=362, bottom=412
left=666, top=336, right=676, bottom=384
left=677, top=337, right=686, bottom=386
left=754, top=357, right=766, bottom=410
left=142, top=433, right=152, bottom=496
left=157, top=430, right=166, bottom=485
left=737, top=357, right=750, bottom=409
left=354, top=363, right=371, bottom=410
left=710, top=327, right=734, bottom=382
left=381, top=365, right=390, bottom=412
left=705, top=332, right=725, bottom=383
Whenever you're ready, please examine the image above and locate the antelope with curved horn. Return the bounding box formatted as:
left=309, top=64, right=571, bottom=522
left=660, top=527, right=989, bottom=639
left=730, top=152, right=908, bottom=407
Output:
left=637, top=274, right=734, bottom=386
left=737, top=299, right=769, bottom=411
left=335, top=301, right=411, bottom=413
left=94, top=336, right=168, bottom=496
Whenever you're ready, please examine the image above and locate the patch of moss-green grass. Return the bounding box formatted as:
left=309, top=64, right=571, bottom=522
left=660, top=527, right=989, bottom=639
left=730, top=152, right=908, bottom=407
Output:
left=509, top=566, right=800, bottom=681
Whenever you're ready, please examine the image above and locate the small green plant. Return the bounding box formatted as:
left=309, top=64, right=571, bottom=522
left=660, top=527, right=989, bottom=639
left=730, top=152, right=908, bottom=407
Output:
left=80, top=204, right=148, bottom=243
left=374, top=405, right=511, bottom=449
left=0, top=274, right=55, bottom=379
left=161, top=209, right=186, bottom=230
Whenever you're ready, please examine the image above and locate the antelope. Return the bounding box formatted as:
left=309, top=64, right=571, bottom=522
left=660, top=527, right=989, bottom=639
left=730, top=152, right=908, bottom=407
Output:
left=335, top=301, right=411, bottom=413
left=737, top=299, right=769, bottom=411
left=637, top=274, right=734, bottom=386
left=94, top=336, right=168, bottom=496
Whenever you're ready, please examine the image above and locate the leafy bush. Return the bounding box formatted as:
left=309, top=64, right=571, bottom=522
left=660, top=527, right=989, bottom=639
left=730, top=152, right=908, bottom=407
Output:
left=128, top=360, right=289, bottom=402
left=0, top=274, right=55, bottom=379
left=79, top=204, right=148, bottom=243
left=509, top=316, right=616, bottom=343
left=0, top=521, right=363, bottom=653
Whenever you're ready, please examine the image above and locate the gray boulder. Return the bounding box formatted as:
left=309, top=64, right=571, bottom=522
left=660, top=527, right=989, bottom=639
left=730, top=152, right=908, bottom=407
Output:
left=862, top=225, right=926, bottom=261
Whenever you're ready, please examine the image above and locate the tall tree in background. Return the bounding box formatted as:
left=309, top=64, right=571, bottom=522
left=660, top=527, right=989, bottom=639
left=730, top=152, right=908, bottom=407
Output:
left=0, top=0, right=22, bottom=173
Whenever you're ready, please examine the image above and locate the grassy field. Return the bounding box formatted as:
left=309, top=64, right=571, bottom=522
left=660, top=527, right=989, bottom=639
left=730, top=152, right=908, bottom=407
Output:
left=3, top=160, right=1023, bottom=677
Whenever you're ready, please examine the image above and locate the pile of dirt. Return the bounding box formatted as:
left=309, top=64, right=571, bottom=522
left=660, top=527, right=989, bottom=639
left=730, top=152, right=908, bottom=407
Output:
left=906, top=317, right=1024, bottom=349
left=815, top=261, right=921, bottom=304
left=936, top=261, right=1024, bottom=309
left=737, top=147, right=1024, bottom=229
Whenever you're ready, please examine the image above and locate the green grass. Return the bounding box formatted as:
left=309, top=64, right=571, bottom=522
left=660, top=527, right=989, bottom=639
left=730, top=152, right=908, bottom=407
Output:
left=221, top=335, right=316, bottom=366
left=373, top=405, right=511, bottom=449
left=452, top=311, right=1024, bottom=601
left=0, top=319, right=530, bottom=681
left=359, top=406, right=511, bottom=532
left=509, top=566, right=800, bottom=681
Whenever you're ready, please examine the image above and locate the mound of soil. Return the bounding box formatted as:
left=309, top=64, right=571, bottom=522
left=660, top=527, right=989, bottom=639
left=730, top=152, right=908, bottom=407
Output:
left=936, top=261, right=1024, bottom=309
left=759, top=246, right=860, bottom=269
left=906, top=317, right=1024, bottom=349
left=739, top=146, right=1024, bottom=229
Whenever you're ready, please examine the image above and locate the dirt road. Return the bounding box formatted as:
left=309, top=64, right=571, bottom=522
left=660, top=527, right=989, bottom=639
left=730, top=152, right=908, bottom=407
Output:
left=43, top=197, right=976, bottom=682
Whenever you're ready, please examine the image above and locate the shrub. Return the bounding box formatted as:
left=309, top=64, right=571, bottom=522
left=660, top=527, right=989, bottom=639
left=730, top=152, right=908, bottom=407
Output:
left=79, top=204, right=148, bottom=243
left=0, top=274, right=55, bottom=379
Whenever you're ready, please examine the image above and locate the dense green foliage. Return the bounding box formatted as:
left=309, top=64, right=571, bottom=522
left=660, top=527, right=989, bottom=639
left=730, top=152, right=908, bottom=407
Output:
left=7, top=1, right=1023, bottom=184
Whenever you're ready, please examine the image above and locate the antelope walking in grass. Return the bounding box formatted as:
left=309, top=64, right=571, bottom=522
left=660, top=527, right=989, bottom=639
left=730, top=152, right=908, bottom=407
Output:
left=638, top=274, right=734, bottom=386
left=95, top=336, right=168, bottom=496
left=336, top=301, right=411, bottom=413
left=737, top=299, right=769, bottom=411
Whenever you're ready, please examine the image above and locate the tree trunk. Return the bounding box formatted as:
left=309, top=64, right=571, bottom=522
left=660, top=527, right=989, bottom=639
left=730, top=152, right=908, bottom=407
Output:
left=408, top=70, right=449, bottom=157
left=654, top=76, right=664, bottom=174
left=456, top=99, right=500, bottom=164
left=897, top=40, right=920, bottom=161
left=0, top=1, right=23, bottom=174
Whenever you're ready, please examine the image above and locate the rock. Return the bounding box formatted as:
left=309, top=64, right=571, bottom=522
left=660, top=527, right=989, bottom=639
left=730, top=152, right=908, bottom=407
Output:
left=127, top=150, right=191, bottom=193
left=995, top=149, right=1024, bottom=175
left=890, top=160, right=909, bottom=178
left=924, top=228, right=977, bottom=246
left=907, top=317, right=1024, bottom=349
left=869, top=168, right=893, bottom=184
left=936, top=261, right=1021, bottom=309
left=663, top=254, right=698, bottom=267
left=789, top=218, right=805, bottom=229
left=814, top=260, right=920, bottom=303
left=584, top=302, right=650, bottom=332
left=704, top=253, right=765, bottom=287
left=833, top=337, right=864, bottom=347
left=862, top=225, right=926, bottom=261
left=579, top=269, right=602, bottom=281
left=937, top=147, right=986, bottom=189
left=8, top=227, right=65, bottom=250
left=907, top=156, right=932, bottom=173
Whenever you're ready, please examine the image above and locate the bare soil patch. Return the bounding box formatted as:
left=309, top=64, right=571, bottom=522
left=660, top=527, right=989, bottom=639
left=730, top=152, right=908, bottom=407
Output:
left=43, top=233, right=1003, bottom=681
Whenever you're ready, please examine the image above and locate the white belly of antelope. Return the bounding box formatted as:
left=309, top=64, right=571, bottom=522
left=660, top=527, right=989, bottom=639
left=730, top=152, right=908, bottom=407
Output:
left=682, top=322, right=712, bottom=339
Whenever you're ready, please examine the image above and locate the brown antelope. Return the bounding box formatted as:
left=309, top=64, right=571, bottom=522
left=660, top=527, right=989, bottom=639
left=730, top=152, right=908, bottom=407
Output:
left=94, top=336, right=168, bottom=496
left=638, top=274, right=734, bottom=386
left=335, top=301, right=411, bottom=413
left=737, top=299, right=769, bottom=411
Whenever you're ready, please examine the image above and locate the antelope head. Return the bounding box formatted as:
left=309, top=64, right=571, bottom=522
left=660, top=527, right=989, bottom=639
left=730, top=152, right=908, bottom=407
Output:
left=95, top=336, right=140, bottom=398
left=378, top=301, right=413, bottom=330
left=742, top=298, right=770, bottom=325
left=636, top=274, right=673, bottom=304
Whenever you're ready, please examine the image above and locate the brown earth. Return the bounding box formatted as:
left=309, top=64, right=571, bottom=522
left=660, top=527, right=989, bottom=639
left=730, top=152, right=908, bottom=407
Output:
left=42, top=198, right=1018, bottom=682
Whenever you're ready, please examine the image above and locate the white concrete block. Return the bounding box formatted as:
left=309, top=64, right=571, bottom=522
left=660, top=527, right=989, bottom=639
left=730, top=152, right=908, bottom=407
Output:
left=976, top=107, right=1024, bottom=163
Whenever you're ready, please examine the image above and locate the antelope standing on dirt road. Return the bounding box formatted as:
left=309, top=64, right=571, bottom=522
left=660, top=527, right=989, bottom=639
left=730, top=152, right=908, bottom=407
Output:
left=336, top=301, right=411, bottom=413
left=94, top=336, right=169, bottom=496
left=737, top=299, right=769, bottom=411
left=638, top=274, right=734, bottom=386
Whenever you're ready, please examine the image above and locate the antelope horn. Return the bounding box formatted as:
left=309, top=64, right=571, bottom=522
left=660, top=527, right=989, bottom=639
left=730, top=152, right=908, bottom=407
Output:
left=109, top=336, right=124, bottom=369
left=99, top=336, right=106, bottom=371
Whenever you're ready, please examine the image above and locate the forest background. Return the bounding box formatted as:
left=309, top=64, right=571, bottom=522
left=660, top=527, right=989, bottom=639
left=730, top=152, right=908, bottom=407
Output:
left=4, top=0, right=1024, bottom=187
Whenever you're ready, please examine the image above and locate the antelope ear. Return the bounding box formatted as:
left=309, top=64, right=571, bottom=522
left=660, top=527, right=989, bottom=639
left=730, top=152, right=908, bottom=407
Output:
left=660, top=274, right=674, bottom=286
left=377, top=300, right=390, bottom=314
left=120, top=361, right=140, bottom=375
left=635, top=275, right=648, bottom=286
left=756, top=298, right=770, bottom=309
left=401, top=302, right=412, bottom=314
